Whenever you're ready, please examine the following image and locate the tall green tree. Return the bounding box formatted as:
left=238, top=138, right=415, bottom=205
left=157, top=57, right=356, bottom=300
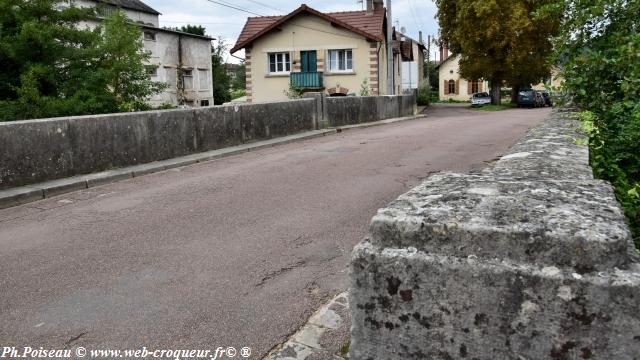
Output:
left=231, top=62, right=246, bottom=91
left=0, top=2, right=166, bottom=120
left=0, top=0, right=99, bottom=120
left=436, top=0, right=560, bottom=104
left=211, top=38, right=231, bottom=105
left=94, top=10, right=166, bottom=112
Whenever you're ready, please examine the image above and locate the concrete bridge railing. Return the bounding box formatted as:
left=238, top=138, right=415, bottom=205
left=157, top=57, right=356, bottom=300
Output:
left=349, top=110, right=640, bottom=359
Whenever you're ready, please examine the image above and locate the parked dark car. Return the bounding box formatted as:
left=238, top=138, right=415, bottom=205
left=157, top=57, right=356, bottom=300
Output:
left=517, top=89, right=536, bottom=108
left=540, top=91, right=553, bottom=106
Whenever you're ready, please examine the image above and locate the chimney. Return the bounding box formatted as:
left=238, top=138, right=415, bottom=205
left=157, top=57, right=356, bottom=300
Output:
left=443, top=43, right=449, bottom=60
left=366, top=0, right=383, bottom=15
left=439, top=45, right=444, bottom=63
left=419, top=31, right=423, bottom=44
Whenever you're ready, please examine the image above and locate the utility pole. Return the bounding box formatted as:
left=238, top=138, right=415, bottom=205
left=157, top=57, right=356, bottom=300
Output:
left=386, top=0, right=393, bottom=95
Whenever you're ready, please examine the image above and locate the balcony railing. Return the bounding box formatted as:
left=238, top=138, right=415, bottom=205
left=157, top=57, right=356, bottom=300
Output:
left=290, top=72, right=324, bottom=89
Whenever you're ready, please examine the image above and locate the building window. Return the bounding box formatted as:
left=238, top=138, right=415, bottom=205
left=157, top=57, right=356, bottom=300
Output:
left=200, top=100, right=210, bottom=107
left=143, top=31, right=156, bottom=41
left=198, top=69, right=209, bottom=90
left=328, top=49, right=353, bottom=72
left=448, top=80, right=456, bottom=94
left=145, top=65, right=157, bottom=77
left=268, top=52, right=291, bottom=74
left=182, top=69, right=193, bottom=90
left=96, top=5, right=116, bottom=17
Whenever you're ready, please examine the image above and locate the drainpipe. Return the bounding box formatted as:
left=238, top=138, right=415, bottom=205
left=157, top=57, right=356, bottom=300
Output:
left=177, top=34, right=185, bottom=105
left=377, top=42, right=383, bottom=95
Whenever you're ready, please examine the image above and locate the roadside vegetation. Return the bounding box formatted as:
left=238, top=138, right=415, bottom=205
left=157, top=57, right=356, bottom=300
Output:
left=0, top=1, right=166, bottom=121
left=542, top=0, right=640, bottom=244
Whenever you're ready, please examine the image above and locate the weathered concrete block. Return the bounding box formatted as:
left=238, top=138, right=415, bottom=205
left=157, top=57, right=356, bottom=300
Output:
left=67, top=109, right=198, bottom=175
left=491, top=114, right=593, bottom=181
left=325, top=95, right=415, bottom=127
left=369, top=172, right=634, bottom=273
left=194, top=105, right=243, bottom=151
left=240, top=99, right=315, bottom=142
left=0, top=118, right=73, bottom=189
left=351, top=242, right=640, bottom=360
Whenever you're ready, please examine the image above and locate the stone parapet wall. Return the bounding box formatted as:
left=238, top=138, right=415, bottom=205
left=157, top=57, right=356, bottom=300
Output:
left=350, top=110, right=640, bottom=359
left=0, top=94, right=416, bottom=190
left=0, top=100, right=316, bottom=189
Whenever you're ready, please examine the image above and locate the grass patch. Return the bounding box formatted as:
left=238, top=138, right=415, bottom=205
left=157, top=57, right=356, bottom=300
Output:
left=472, top=103, right=517, bottom=111
left=340, top=341, right=350, bottom=355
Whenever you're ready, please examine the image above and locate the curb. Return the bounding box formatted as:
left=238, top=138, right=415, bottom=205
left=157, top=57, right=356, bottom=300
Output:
left=0, top=114, right=425, bottom=210
left=264, top=292, right=350, bottom=360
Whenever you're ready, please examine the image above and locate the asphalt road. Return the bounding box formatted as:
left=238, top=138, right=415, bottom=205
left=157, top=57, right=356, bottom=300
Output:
left=0, top=105, right=550, bottom=358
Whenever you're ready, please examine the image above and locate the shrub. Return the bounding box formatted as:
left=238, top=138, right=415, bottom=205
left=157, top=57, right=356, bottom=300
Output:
left=416, top=83, right=430, bottom=106
left=550, top=0, right=640, bottom=245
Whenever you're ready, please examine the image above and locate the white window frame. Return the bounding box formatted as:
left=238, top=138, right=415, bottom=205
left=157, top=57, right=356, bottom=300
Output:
left=268, top=52, right=291, bottom=75
left=327, top=49, right=354, bottom=73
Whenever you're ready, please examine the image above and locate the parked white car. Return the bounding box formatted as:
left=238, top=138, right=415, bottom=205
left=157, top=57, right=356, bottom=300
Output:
left=470, top=92, right=491, bottom=107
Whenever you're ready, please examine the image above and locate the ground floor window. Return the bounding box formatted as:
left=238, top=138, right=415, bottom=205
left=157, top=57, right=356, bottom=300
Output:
left=328, top=49, right=353, bottom=72
left=200, top=100, right=210, bottom=107
left=448, top=80, right=456, bottom=94
left=472, top=80, right=481, bottom=93
left=268, top=52, right=291, bottom=74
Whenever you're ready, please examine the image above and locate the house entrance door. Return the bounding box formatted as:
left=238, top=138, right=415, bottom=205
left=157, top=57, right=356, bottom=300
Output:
left=300, top=51, right=317, bottom=73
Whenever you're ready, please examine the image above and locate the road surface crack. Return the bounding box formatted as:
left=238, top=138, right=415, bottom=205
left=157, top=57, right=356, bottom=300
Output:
left=255, top=261, right=306, bottom=287
left=64, top=332, right=87, bottom=349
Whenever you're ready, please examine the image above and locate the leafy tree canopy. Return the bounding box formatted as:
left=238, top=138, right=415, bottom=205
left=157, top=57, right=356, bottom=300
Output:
left=211, top=38, right=231, bottom=105
left=164, top=25, right=207, bottom=36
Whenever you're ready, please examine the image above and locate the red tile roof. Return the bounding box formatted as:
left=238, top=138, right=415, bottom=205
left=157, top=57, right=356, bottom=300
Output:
left=231, top=4, right=386, bottom=54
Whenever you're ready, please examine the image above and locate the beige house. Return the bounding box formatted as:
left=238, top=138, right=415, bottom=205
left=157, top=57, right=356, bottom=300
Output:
left=231, top=1, right=418, bottom=103
left=436, top=47, right=489, bottom=101
left=437, top=45, right=564, bottom=101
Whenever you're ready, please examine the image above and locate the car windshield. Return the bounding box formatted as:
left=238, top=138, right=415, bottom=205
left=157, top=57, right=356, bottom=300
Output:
left=474, top=92, right=489, bottom=98
left=519, top=91, right=533, bottom=96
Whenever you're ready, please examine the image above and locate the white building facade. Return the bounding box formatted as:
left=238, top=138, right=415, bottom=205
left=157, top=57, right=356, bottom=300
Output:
left=71, top=0, right=214, bottom=107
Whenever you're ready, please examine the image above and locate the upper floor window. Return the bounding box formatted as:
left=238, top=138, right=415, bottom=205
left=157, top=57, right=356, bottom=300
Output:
left=143, top=31, right=156, bottom=41
left=182, top=69, right=193, bottom=90
left=199, top=69, right=209, bottom=90
left=268, top=52, right=291, bottom=74
left=328, top=49, right=353, bottom=72
left=471, top=80, right=481, bottom=93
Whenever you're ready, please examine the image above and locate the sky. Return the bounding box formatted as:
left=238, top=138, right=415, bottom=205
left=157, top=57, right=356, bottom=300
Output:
left=145, top=0, right=440, bottom=63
